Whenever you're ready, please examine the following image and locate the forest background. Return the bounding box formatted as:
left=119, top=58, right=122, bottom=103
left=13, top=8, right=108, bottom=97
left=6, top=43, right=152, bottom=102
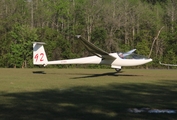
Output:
left=0, top=0, right=177, bottom=69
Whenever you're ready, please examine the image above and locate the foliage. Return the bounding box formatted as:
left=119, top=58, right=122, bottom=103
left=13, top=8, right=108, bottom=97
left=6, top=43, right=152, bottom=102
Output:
left=91, top=27, right=107, bottom=49
left=8, top=24, right=38, bottom=68
left=0, top=0, right=176, bottom=68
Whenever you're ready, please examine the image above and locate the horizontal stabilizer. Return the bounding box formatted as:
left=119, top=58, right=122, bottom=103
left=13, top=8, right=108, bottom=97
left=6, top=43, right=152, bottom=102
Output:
left=33, top=42, right=46, bottom=45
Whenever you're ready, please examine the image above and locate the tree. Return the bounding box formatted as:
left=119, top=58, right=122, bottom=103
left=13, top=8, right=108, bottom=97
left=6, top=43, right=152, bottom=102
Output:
left=8, top=24, right=38, bottom=68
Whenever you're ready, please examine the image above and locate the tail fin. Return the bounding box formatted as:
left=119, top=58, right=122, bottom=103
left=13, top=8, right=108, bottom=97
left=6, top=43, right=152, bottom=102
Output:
left=33, top=42, right=48, bottom=66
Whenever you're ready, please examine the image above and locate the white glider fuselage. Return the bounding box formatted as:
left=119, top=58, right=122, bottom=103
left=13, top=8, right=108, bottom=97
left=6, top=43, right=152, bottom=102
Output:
left=41, top=53, right=152, bottom=67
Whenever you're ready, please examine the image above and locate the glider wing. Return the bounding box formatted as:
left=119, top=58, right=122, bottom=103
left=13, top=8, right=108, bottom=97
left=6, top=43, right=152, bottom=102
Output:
left=77, top=36, right=116, bottom=60
left=159, top=62, right=177, bottom=66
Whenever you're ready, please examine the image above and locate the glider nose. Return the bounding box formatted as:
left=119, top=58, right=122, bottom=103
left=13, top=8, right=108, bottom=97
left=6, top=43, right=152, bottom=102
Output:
left=147, top=58, right=153, bottom=63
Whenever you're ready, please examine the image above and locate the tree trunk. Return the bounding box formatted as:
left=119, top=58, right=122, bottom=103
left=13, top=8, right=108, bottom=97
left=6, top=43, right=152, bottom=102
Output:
left=148, top=26, right=164, bottom=58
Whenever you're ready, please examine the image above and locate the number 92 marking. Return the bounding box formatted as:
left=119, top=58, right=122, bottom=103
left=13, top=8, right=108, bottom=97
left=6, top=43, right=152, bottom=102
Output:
left=34, top=53, right=44, bottom=62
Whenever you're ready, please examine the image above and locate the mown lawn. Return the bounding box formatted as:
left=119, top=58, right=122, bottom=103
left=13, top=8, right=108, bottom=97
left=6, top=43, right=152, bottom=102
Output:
left=0, top=68, right=177, bottom=120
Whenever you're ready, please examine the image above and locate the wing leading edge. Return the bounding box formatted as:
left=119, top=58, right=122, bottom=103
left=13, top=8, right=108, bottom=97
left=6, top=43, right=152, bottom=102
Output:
left=76, top=36, right=116, bottom=60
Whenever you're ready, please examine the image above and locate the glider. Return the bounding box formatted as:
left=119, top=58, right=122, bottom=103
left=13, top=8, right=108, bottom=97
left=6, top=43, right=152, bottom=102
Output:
left=33, top=36, right=152, bottom=72
left=159, top=62, right=177, bottom=67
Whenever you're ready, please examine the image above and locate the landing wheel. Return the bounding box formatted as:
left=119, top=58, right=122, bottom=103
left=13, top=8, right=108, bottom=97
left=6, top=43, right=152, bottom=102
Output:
left=115, top=68, right=121, bottom=73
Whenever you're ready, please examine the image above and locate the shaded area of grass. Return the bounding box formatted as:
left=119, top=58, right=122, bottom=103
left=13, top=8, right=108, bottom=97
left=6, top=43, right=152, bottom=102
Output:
left=0, top=80, right=177, bottom=120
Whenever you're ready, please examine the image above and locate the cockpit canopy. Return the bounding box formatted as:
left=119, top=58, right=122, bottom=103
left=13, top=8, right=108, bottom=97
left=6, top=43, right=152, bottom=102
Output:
left=119, top=53, right=149, bottom=59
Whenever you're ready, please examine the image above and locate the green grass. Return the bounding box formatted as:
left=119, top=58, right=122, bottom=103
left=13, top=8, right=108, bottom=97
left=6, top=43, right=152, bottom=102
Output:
left=0, top=68, right=177, bottom=120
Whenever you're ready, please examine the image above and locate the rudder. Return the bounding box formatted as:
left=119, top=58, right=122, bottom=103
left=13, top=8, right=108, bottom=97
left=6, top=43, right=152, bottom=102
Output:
left=33, top=42, right=48, bottom=66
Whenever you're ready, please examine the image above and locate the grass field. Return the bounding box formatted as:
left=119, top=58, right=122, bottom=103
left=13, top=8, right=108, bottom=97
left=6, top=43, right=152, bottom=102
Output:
left=0, top=68, right=177, bottom=120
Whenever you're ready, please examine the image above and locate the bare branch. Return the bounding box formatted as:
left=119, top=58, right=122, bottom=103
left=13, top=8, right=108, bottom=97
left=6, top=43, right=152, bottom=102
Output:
left=148, top=26, right=164, bottom=58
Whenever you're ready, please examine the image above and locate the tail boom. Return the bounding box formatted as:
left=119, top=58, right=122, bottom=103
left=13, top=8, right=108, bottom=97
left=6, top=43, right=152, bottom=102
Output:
left=47, top=56, right=102, bottom=65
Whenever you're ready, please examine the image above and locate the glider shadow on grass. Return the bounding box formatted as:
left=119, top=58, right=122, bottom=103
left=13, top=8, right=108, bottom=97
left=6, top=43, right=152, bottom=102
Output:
left=32, top=71, right=46, bottom=74
left=71, top=71, right=141, bottom=79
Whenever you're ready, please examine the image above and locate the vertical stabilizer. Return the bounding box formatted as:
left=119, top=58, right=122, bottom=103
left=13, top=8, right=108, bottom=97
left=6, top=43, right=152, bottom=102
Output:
left=33, top=42, right=48, bottom=66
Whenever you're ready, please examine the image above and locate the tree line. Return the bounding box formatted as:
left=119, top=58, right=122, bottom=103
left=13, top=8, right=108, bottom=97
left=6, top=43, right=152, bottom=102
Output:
left=0, top=0, right=177, bottom=68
